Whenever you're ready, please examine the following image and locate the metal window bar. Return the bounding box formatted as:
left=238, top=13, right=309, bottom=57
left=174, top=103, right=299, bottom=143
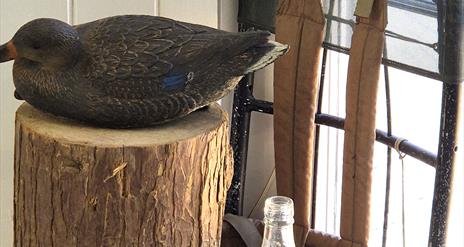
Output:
left=225, top=1, right=462, bottom=246
left=389, top=0, right=437, bottom=17
left=381, top=40, right=394, bottom=247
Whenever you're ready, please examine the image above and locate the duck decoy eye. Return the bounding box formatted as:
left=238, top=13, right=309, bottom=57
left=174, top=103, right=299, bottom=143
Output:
left=32, top=43, right=41, bottom=50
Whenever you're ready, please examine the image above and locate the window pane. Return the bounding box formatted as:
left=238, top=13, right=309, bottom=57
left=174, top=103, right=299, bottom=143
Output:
left=322, top=0, right=439, bottom=73
left=388, top=67, right=441, bottom=152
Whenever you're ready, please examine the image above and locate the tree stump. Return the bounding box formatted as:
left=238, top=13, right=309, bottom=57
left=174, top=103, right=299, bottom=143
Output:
left=14, top=103, right=233, bottom=247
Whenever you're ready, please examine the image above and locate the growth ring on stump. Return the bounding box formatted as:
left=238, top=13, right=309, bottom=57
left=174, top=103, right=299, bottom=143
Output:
left=14, top=103, right=233, bottom=247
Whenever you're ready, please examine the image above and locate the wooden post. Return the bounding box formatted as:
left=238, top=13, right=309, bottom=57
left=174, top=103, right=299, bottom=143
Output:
left=14, top=103, right=233, bottom=247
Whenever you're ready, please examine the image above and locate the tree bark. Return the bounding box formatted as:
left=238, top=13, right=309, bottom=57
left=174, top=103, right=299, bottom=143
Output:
left=14, top=103, right=233, bottom=247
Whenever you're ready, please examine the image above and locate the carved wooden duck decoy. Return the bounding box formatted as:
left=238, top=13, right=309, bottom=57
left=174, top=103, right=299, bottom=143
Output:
left=0, top=15, right=287, bottom=128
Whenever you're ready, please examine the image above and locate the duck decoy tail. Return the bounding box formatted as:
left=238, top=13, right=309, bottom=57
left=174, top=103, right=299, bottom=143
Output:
left=243, top=40, right=289, bottom=74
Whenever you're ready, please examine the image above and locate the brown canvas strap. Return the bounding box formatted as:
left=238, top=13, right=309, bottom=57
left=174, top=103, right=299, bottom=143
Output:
left=274, top=0, right=325, bottom=246
left=340, top=0, right=387, bottom=246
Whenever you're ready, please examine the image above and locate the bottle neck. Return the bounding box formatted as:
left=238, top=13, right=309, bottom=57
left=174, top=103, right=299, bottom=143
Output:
left=261, top=196, right=296, bottom=247
left=262, top=224, right=295, bottom=247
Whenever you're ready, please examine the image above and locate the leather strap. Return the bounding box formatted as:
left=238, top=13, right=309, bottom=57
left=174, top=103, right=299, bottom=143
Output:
left=223, top=214, right=262, bottom=247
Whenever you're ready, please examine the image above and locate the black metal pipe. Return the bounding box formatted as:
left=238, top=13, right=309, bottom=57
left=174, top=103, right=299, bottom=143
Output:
left=428, top=0, right=463, bottom=245
left=436, top=0, right=464, bottom=84
left=225, top=22, right=260, bottom=215
left=428, top=83, right=462, bottom=246
left=246, top=97, right=273, bottom=114
left=375, top=129, right=437, bottom=167
left=316, top=113, right=438, bottom=166
left=226, top=73, right=255, bottom=215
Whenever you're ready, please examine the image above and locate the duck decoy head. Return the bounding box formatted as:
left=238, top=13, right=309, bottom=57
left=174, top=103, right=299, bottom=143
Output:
left=0, top=18, right=82, bottom=70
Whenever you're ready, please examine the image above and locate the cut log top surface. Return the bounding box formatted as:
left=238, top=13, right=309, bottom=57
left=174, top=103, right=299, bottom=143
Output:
left=16, top=103, right=228, bottom=147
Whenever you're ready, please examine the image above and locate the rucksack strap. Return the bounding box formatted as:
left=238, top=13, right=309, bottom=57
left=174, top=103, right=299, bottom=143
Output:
left=223, top=214, right=262, bottom=247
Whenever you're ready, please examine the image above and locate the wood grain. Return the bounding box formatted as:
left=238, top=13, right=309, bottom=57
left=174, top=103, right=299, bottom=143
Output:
left=14, top=103, right=233, bottom=246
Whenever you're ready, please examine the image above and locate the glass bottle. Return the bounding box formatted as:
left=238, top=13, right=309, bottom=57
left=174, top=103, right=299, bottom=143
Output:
left=261, top=196, right=296, bottom=247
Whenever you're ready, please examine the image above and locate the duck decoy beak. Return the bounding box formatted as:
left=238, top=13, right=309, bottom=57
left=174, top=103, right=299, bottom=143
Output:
left=0, top=41, right=17, bottom=63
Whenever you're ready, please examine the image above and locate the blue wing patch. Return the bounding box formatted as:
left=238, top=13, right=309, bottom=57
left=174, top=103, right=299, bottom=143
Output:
left=162, top=71, right=195, bottom=91
left=163, top=73, right=186, bottom=91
